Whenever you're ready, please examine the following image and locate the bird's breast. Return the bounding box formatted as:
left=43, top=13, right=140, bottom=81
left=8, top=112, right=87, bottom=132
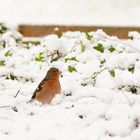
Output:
left=43, top=80, right=61, bottom=94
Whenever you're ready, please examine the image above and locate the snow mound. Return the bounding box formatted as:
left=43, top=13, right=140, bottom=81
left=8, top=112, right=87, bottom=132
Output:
left=0, top=26, right=140, bottom=140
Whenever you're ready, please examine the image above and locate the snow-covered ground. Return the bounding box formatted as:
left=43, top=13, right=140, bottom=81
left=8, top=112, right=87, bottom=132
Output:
left=1, top=0, right=140, bottom=26
left=0, top=25, right=140, bottom=140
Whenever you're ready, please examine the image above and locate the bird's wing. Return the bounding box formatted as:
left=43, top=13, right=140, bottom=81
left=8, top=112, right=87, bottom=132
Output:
left=31, top=77, right=46, bottom=99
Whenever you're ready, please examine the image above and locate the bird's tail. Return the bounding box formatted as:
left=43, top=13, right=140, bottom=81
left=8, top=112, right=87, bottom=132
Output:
left=27, top=98, right=35, bottom=104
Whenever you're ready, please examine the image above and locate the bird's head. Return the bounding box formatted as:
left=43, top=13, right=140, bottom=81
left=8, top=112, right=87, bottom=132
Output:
left=46, top=67, right=61, bottom=80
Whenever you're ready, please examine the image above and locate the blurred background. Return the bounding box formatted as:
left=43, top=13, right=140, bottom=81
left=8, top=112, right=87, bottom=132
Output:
left=0, top=0, right=140, bottom=27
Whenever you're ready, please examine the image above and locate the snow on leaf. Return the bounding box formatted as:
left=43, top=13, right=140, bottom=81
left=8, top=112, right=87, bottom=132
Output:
left=80, top=41, right=86, bottom=52
left=5, top=50, right=12, bottom=57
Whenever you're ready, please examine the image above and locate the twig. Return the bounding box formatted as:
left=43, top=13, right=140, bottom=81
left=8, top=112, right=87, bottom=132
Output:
left=91, top=67, right=107, bottom=85
left=110, top=76, right=134, bottom=107
left=121, top=89, right=133, bottom=106
left=14, top=90, right=20, bottom=98
left=0, top=105, right=10, bottom=108
left=50, top=50, right=62, bottom=63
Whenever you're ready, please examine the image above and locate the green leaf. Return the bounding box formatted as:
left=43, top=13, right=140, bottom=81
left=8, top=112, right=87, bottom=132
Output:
left=39, top=52, right=44, bottom=55
left=119, top=51, right=123, bottom=53
left=68, top=66, right=77, bottom=73
left=65, top=57, right=79, bottom=63
left=108, top=69, right=115, bottom=77
left=51, top=57, right=59, bottom=63
left=100, top=59, right=106, bottom=64
left=24, top=45, right=30, bottom=49
left=80, top=41, right=86, bottom=52
left=0, top=60, right=5, bottom=66
left=9, top=73, right=18, bottom=80
left=15, top=38, right=22, bottom=43
left=94, top=43, right=104, bottom=53
left=0, top=40, right=6, bottom=48
left=35, top=52, right=45, bottom=62
left=85, top=32, right=92, bottom=41
left=0, top=23, right=8, bottom=34
left=35, top=57, right=44, bottom=62
left=109, top=46, right=116, bottom=52
left=128, top=66, right=135, bottom=73
left=128, top=36, right=133, bottom=40
left=23, top=41, right=40, bottom=46
left=5, top=50, right=12, bottom=57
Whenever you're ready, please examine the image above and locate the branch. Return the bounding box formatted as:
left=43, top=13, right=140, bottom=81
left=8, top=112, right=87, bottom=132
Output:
left=91, top=67, right=108, bottom=85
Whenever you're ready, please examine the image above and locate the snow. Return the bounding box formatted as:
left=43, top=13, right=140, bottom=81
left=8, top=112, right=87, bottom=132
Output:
left=0, top=27, right=140, bottom=140
left=1, top=0, right=140, bottom=26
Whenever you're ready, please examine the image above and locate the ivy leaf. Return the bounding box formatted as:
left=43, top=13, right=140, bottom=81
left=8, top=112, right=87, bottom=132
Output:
left=128, top=36, right=133, bottom=40
left=68, top=66, right=77, bottom=73
left=0, top=23, right=8, bottom=34
left=94, top=43, right=104, bottom=53
left=5, top=50, right=12, bottom=57
left=35, top=52, right=45, bottom=62
left=100, top=59, right=106, bottom=64
left=130, top=86, right=137, bottom=94
left=0, top=40, right=6, bottom=48
left=23, top=41, right=40, bottom=46
left=108, top=69, right=115, bottom=77
left=35, top=57, right=44, bottom=62
left=128, top=66, right=135, bottom=73
left=39, top=52, right=44, bottom=55
left=0, top=60, right=5, bottom=66
left=15, top=38, right=22, bottom=44
left=119, top=51, right=123, bottom=53
left=51, top=57, right=59, bottom=63
left=65, top=57, right=79, bottom=63
left=109, top=46, right=116, bottom=52
left=85, top=32, right=92, bottom=41
left=24, top=45, right=30, bottom=49
left=10, top=73, right=18, bottom=80
left=80, top=41, right=86, bottom=52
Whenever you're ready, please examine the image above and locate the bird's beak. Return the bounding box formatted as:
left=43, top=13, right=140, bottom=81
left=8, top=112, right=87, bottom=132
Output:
left=59, top=71, right=63, bottom=77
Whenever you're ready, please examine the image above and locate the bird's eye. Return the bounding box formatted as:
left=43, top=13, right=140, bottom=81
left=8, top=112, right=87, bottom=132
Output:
left=55, top=69, right=59, bottom=72
left=53, top=70, right=57, bottom=73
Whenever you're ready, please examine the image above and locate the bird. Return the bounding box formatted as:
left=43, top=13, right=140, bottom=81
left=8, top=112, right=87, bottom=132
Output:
left=28, top=67, right=61, bottom=104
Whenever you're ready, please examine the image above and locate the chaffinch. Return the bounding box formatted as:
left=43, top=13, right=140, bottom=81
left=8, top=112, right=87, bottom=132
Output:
left=28, top=67, right=61, bottom=104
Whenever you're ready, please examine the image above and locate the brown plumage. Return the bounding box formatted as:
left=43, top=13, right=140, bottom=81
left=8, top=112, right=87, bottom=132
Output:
left=28, top=67, right=61, bottom=104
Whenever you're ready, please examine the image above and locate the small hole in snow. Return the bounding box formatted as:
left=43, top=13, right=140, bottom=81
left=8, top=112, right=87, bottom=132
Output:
left=28, top=112, right=34, bottom=116
left=105, top=131, right=115, bottom=137
left=12, top=106, right=18, bottom=112
left=65, top=104, right=74, bottom=109
left=65, top=92, right=72, bottom=96
left=134, top=118, right=140, bottom=128
left=78, top=115, right=84, bottom=119
left=71, top=104, right=74, bottom=108
left=81, top=83, right=87, bottom=87
left=4, top=132, right=9, bottom=135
